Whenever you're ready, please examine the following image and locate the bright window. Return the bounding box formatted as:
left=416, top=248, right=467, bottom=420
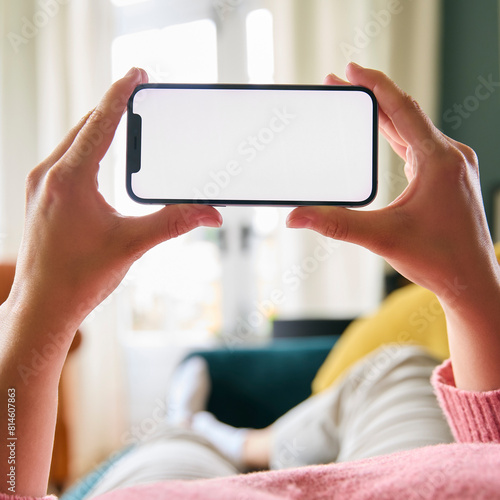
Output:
left=110, top=0, right=276, bottom=343
left=111, top=20, right=218, bottom=85
left=246, top=9, right=274, bottom=83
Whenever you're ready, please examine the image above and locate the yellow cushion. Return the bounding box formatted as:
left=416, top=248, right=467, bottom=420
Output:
left=311, top=242, right=500, bottom=395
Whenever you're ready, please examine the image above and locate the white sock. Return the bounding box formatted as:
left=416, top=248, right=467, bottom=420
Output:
left=191, top=411, right=249, bottom=469
left=166, top=356, right=211, bottom=427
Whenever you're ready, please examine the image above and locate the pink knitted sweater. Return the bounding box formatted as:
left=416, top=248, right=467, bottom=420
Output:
left=4, top=360, right=500, bottom=500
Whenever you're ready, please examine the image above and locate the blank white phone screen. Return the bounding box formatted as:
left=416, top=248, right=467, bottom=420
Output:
left=129, top=86, right=376, bottom=205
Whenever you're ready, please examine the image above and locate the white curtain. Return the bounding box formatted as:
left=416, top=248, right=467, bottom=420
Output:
left=269, top=0, right=442, bottom=319
left=0, top=0, right=115, bottom=256
left=0, top=0, right=125, bottom=482
left=1, top=0, right=39, bottom=260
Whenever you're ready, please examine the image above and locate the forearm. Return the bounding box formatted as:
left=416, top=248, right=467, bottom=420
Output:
left=0, top=299, right=75, bottom=497
left=438, top=261, right=500, bottom=392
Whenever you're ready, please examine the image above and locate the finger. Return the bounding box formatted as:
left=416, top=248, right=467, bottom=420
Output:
left=60, top=67, right=147, bottom=172
left=28, top=110, right=93, bottom=186
left=286, top=205, right=397, bottom=258
left=323, top=71, right=407, bottom=161
left=325, top=67, right=402, bottom=147
left=380, top=127, right=408, bottom=160
left=34, top=110, right=94, bottom=179
left=125, top=204, right=223, bottom=256
left=324, top=73, right=350, bottom=86
left=378, top=107, right=406, bottom=149
left=404, top=161, right=415, bottom=183
left=325, top=68, right=408, bottom=162
left=346, top=63, right=439, bottom=148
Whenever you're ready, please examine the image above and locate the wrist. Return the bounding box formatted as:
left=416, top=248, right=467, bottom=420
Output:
left=437, top=263, right=500, bottom=391
left=0, top=296, right=77, bottom=385
left=4, top=275, right=84, bottom=333
left=437, top=257, right=500, bottom=318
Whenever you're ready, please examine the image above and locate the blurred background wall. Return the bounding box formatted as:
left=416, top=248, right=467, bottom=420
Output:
left=439, top=0, right=500, bottom=240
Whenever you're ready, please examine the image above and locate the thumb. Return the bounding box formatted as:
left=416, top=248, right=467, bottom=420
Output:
left=286, top=206, right=395, bottom=257
left=127, top=204, right=222, bottom=254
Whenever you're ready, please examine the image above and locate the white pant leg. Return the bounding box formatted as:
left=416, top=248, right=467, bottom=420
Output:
left=84, top=426, right=238, bottom=499
left=270, top=345, right=453, bottom=469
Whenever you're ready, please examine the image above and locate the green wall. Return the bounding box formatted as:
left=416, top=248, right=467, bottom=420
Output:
left=440, top=0, right=500, bottom=234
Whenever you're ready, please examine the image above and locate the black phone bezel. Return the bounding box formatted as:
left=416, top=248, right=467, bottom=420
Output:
left=126, top=83, right=378, bottom=207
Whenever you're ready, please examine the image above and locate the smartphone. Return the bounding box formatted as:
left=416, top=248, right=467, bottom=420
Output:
left=126, top=83, right=378, bottom=206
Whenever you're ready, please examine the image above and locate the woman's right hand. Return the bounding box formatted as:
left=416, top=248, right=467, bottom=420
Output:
left=288, top=63, right=499, bottom=311
left=287, top=63, right=500, bottom=391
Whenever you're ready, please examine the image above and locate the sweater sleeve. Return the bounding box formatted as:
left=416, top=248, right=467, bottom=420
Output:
left=432, top=359, right=500, bottom=443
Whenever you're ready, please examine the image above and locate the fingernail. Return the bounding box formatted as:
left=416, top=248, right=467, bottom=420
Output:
left=348, top=61, right=362, bottom=69
left=199, top=217, right=222, bottom=228
left=286, top=217, right=313, bottom=229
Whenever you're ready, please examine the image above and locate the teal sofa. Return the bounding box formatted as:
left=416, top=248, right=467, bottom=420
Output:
left=187, top=334, right=341, bottom=429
